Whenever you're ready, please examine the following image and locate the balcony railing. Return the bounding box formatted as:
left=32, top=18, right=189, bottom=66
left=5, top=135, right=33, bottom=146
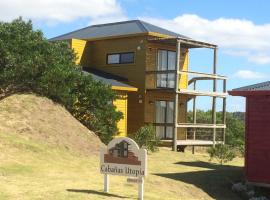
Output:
left=145, top=70, right=227, bottom=97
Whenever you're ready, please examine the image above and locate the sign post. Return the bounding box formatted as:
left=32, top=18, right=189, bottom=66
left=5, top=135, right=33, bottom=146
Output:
left=138, top=177, right=144, bottom=200
left=104, top=174, right=109, bottom=193
left=100, top=137, right=147, bottom=200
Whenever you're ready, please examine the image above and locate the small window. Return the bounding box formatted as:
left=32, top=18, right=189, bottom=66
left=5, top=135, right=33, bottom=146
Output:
left=108, top=54, right=120, bottom=64
left=107, top=52, right=134, bottom=64
left=120, top=52, right=134, bottom=64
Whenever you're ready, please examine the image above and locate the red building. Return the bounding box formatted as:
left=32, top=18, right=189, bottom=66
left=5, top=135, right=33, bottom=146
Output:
left=229, top=81, right=270, bottom=186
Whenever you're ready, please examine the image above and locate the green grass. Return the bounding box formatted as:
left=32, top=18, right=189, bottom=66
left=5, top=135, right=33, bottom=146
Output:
left=0, top=94, right=245, bottom=199
left=0, top=132, right=244, bottom=200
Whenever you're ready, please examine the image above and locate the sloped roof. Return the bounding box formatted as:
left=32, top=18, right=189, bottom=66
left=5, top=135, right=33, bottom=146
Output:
left=232, top=81, right=270, bottom=91
left=83, top=68, right=137, bottom=92
left=49, top=20, right=189, bottom=41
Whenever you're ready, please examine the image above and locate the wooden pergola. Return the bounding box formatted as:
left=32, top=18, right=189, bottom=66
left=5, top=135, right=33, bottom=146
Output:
left=147, top=37, right=227, bottom=151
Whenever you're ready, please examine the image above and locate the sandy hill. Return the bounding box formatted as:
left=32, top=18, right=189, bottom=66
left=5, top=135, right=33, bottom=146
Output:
left=0, top=94, right=102, bottom=156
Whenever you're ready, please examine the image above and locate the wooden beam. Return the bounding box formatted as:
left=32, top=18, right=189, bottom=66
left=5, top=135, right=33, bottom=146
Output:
left=177, top=140, right=223, bottom=146
left=178, top=89, right=227, bottom=98
left=173, top=40, right=181, bottom=151
left=177, top=123, right=226, bottom=128
left=192, top=81, right=197, bottom=154
left=212, top=48, right=217, bottom=147
left=222, top=79, right=227, bottom=143
left=178, top=70, right=227, bottom=80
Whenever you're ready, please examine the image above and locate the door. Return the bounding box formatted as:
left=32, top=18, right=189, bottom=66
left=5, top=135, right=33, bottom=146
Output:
left=155, top=100, right=174, bottom=139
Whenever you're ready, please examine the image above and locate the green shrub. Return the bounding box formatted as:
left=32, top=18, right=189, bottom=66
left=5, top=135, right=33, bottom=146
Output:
left=207, top=144, right=236, bottom=165
left=0, top=18, right=122, bottom=144
left=132, top=125, right=160, bottom=153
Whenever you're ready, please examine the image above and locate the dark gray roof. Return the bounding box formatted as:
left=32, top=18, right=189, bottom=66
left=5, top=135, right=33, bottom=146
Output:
left=83, top=68, right=136, bottom=90
left=232, top=81, right=270, bottom=91
left=49, top=20, right=189, bottom=41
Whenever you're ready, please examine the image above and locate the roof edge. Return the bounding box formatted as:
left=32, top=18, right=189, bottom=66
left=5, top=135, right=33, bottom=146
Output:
left=228, top=90, right=270, bottom=97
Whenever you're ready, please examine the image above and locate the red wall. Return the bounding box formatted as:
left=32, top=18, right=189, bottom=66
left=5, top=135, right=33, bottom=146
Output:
left=246, top=96, right=270, bottom=183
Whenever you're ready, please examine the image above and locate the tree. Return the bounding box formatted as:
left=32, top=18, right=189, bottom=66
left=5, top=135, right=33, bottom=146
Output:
left=0, top=18, right=122, bottom=144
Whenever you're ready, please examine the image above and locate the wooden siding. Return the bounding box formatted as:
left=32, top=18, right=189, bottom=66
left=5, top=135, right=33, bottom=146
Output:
left=70, top=35, right=189, bottom=136
left=70, top=39, right=87, bottom=64
left=113, top=91, right=128, bottom=137
left=81, top=36, right=147, bottom=134
left=246, top=96, right=270, bottom=184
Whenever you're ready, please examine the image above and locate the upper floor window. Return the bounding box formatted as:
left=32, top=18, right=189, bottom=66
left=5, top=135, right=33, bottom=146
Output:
left=157, top=50, right=176, bottom=88
left=157, top=50, right=176, bottom=71
left=107, top=52, right=134, bottom=64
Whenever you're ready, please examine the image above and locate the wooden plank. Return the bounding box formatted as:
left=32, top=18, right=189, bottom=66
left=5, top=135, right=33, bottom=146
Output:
left=212, top=48, right=217, bottom=147
left=176, top=140, right=223, bottom=146
left=177, top=123, right=226, bottom=128
left=173, top=40, right=181, bottom=151
left=178, top=89, right=227, bottom=98
left=146, top=70, right=227, bottom=80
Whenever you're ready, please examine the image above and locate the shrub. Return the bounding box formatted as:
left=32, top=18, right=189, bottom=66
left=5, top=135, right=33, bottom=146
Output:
left=0, top=18, right=122, bottom=144
left=207, top=144, right=236, bottom=165
left=132, top=125, right=160, bottom=153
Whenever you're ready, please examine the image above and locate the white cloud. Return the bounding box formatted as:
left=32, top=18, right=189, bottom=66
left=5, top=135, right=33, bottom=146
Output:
left=0, top=0, right=125, bottom=23
left=141, top=14, right=270, bottom=65
left=233, top=70, right=268, bottom=79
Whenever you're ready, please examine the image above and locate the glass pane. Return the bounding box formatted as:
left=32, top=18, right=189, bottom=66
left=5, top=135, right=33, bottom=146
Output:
left=166, top=127, right=173, bottom=139
left=166, top=101, right=174, bottom=123
left=157, top=74, right=167, bottom=88
left=157, top=50, right=167, bottom=71
left=156, top=126, right=165, bottom=139
left=107, top=54, right=120, bottom=64
left=155, top=101, right=166, bottom=123
left=120, top=52, right=134, bottom=63
left=167, top=73, right=175, bottom=88
left=168, top=51, right=176, bottom=70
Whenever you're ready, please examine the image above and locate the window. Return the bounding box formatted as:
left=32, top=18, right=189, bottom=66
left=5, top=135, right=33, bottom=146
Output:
left=107, top=52, right=134, bottom=64
left=157, top=50, right=176, bottom=88
left=155, top=101, right=174, bottom=139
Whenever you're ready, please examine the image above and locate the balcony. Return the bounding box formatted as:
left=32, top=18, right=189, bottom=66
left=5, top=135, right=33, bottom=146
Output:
left=146, top=70, right=227, bottom=97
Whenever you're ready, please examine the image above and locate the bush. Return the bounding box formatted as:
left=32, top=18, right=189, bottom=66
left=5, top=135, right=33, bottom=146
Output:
left=207, top=144, right=236, bottom=165
left=0, top=18, right=122, bottom=144
left=132, top=125, right=160, bottom=153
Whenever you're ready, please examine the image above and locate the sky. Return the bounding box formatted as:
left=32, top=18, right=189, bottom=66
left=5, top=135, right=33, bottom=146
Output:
left=0, top=0, right=270, bottom=112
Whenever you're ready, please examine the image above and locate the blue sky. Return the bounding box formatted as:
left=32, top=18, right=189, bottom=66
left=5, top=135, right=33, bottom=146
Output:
left=1, top=0, right=270, bottom=112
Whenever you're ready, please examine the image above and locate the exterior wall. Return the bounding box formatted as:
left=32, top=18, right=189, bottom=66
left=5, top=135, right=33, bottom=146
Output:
left=113, top=91, right=128, bottom=137
left=70, top=39, right=87, bottom=64
left=81, top=36, right=148, bottom=134
left=70, top=35, right=190, bottom=138
left=145, top=40, right=189, bottom=140
left=246, top=96, right=270, bottom=184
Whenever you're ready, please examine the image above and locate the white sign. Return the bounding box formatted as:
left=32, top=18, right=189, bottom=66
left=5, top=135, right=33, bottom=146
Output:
left=100, top=137, right=147, bottom=177
left=100, top=137, right=147, bottom=200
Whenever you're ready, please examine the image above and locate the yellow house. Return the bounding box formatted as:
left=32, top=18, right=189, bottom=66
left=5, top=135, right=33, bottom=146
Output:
left=50, top=20, right=227, bottom=151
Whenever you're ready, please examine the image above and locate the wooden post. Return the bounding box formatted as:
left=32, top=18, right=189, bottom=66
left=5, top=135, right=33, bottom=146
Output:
left=212, top=48, right=217, bottom=147
left=138, top=177, right=144, bottom=200
left=173, top=39, right=181, bottom=151
left=222, top=79, right=227, bottom=144
left=104, top=174, right=109, bottom=193
left=192, top=81, right=197, bottom=154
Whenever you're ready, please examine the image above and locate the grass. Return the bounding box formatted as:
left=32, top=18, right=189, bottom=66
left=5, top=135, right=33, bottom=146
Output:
left=0, top=133, right=244, bottom=200
left=0, top=94, right=245, bottom=199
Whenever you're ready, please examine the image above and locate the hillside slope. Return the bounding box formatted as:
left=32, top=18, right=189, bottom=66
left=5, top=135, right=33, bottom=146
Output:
left=0, top=94, right=102, bottom=155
